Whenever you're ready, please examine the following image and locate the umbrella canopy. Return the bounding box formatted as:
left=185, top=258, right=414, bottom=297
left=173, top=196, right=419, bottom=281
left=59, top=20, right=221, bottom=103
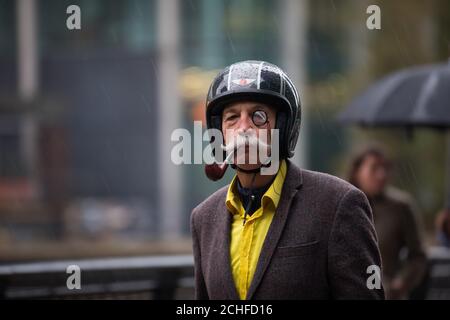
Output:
left=339, top=60, right=450, bottom=129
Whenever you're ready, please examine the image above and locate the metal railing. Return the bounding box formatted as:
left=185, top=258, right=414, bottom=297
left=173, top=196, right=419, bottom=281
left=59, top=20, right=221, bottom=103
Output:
left=419, top=247, right=450, bottom=300
left=0, top=255, right=194, bottom=299
left=1, top=247, right=450, bottom=300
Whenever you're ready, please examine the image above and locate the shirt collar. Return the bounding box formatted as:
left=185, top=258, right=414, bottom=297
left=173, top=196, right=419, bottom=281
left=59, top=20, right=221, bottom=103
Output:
left=225, top=160, right=287, bottom=217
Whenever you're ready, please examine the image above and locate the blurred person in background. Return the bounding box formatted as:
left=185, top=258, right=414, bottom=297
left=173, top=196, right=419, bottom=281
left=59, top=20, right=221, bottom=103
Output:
left=435, top=208, right=450, bottom=247
left=349, top=146, right=426, bottom=299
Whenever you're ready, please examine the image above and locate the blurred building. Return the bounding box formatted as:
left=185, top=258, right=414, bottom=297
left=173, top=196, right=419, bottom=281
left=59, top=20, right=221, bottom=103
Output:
left=0, top=0, right=448, bottom=262
left=0, top=0, right=309, bottom=260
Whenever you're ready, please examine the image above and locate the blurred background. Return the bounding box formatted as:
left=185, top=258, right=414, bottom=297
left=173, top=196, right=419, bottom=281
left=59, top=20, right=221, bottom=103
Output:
left=0, top=0, right=449, bottom=299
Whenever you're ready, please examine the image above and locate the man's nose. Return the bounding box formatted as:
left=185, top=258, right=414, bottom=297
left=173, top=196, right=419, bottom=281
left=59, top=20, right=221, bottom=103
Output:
left=237, top=113, right=253, bottom=132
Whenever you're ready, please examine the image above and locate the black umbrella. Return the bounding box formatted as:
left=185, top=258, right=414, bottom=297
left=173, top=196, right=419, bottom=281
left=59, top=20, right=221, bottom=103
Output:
left=339, top=59, right=450, bottom=129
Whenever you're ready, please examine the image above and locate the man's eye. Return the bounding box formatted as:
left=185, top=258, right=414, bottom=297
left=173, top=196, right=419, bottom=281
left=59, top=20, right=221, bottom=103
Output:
left=225, top=115, right=238, bottom=121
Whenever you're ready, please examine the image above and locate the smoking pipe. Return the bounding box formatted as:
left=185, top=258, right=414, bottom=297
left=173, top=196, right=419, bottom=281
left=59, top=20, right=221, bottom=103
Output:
left=204, top=151, right=234, bottom=181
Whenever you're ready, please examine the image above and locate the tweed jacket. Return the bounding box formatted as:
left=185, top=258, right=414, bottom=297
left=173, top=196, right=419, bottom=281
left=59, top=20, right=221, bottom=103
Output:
left=190, top=161, right=385, bottom=299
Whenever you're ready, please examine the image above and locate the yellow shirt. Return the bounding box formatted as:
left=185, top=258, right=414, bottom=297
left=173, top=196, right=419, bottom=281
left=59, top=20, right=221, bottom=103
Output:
left=225, top=160, right=287, bottom=300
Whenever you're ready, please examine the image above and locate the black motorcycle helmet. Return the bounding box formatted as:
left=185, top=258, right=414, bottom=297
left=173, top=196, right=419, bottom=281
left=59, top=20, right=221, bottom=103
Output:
left=206, top=60, right=301, bottom=159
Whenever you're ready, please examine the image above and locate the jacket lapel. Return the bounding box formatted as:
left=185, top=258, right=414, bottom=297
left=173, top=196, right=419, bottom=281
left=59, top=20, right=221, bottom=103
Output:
left=246, top=160, right=304, bottom=299
left=214, top=196, right=240, bottom=299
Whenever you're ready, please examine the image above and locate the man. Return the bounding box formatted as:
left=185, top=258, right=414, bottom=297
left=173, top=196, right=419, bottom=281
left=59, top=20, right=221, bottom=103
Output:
left=191, top=60, right=384, bottom=300
left=349, top=146, right=426, bottom=299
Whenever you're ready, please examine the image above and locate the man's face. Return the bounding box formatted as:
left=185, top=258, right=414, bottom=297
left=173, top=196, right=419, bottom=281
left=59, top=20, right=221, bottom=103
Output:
left=221, top=101, right=277, bottom=171
left=355, top=155, right=389, bottom=197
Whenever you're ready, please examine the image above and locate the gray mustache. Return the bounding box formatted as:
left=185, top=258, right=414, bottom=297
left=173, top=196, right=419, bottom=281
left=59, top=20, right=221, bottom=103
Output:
left=221, top=133, right=270, bottom=154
